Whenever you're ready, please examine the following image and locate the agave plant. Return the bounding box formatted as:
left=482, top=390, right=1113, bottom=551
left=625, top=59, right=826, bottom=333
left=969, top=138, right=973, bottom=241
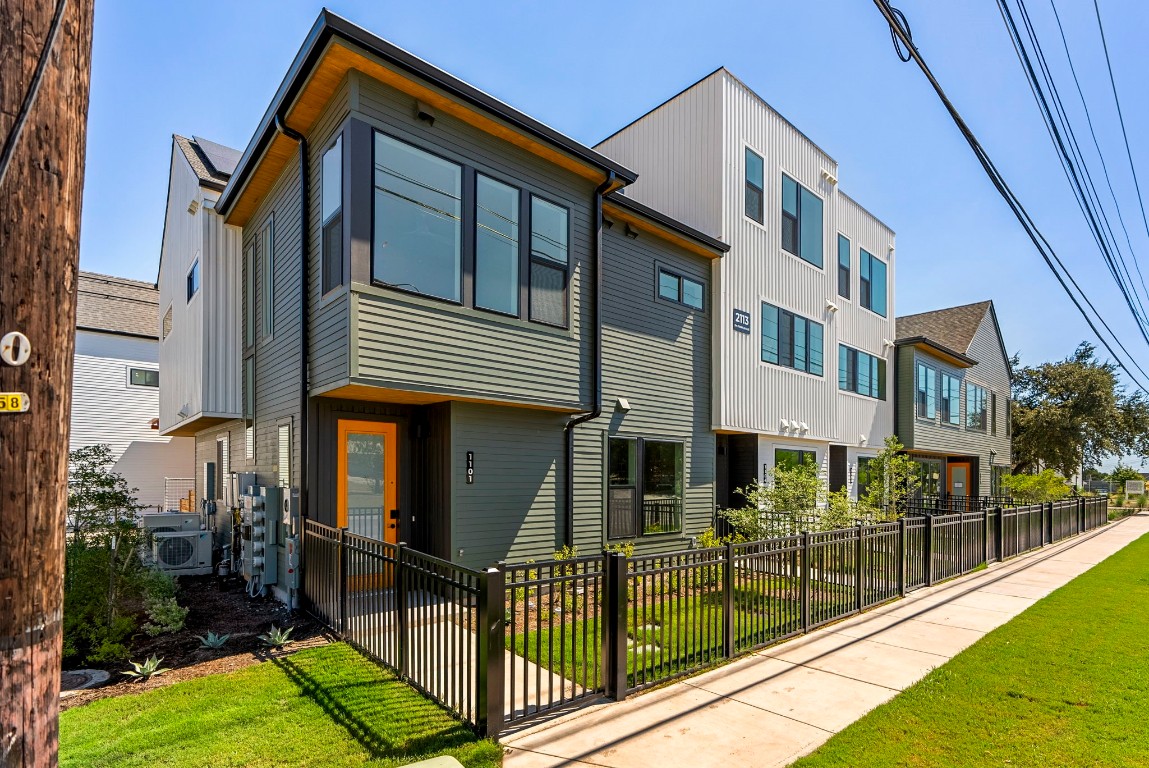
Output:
left=123, top=655, right=171, bottom=681
left=258, top=625, right=294, bottom=649
left=196, top=631, right=230, bottom=650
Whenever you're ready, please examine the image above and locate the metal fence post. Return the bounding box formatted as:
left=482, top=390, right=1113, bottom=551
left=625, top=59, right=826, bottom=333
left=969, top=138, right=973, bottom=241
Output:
left=1044, top=502, right=1052, bottom=545
left=800, top=531, right=811, bottom=633
left=924, top=514, right=935, bottom=587
left=603, top=551, right=629, bottom=701
left=897, top=517, right=907, bottom=597
left=396, top=542, right=407, bottom=677
left=982, top=507, right=990, bottom=566
left=336, top=526, right=347, bottom=635
left=854, top=524, right=864, bottom=612
left=1078, top=496, right=1086, bottom=533
left=994, top=506, right=1003, bottom=561
left=959, top=509, right=966, bottom=573
left=723, top=541, right=735, bottom=659
left=476, top=564, right=506, bottom=738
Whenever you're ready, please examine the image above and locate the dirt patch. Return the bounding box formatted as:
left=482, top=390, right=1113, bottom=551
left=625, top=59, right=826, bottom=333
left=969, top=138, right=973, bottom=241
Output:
left=62, top=575, right=333, bottom=710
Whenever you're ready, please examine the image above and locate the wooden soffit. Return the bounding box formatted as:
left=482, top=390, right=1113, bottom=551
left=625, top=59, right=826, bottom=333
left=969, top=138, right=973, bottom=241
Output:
left=603, top=200, right=724, bottom=260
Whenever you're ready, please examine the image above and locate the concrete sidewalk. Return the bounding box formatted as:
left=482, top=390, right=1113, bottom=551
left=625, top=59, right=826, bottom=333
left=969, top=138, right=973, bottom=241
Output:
left=502, top=514, right=1149, bottom=768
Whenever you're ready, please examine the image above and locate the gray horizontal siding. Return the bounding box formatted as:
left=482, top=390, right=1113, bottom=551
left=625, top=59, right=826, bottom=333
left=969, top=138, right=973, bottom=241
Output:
left=349, top=73, right=594, bottom=409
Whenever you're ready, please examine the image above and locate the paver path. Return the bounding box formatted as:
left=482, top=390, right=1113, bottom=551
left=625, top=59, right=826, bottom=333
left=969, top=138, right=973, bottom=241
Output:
left=502, top=514, right=1149, bottom=768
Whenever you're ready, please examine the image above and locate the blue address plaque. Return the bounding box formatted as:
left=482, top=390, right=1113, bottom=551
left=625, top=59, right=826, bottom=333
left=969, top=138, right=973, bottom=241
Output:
left=732, top=308, right=752, bottom=335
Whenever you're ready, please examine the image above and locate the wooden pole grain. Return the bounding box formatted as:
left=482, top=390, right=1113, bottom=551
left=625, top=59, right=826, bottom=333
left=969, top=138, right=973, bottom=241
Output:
left=0, top=0, right=94, bottom=764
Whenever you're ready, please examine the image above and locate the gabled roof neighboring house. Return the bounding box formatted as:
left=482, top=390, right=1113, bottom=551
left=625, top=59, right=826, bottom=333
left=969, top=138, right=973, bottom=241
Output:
left=72, top=271, right=193, bottom=509
left=76, top=272, right=160, bottom=339
left=896, top=300, right=1013, bottom=377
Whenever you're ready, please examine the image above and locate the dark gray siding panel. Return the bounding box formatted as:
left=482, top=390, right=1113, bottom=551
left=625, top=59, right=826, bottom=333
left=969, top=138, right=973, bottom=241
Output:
left=450, top=402, right=568, bottom=568
left=572, top=227, right=715, bottom=554
left=896, top=345, right=915, bottom=446
left=349, top=75, right=594, bottom=410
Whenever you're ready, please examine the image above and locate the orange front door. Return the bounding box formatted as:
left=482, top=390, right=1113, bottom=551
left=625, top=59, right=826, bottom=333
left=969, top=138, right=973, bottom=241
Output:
left=947, top=461, right=971, bottom=498
left=337, top=420, right=398, bottom=544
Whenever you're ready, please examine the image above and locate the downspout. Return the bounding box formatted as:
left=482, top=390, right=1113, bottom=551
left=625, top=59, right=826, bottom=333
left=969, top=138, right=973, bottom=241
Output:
left=273, top=114, right=310, bottom=554
left=563, top=171, right=617, bottom=547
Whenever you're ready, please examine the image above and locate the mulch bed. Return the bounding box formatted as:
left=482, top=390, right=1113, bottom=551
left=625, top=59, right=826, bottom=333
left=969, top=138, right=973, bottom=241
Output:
left=61, top=575, right=334, bottom=711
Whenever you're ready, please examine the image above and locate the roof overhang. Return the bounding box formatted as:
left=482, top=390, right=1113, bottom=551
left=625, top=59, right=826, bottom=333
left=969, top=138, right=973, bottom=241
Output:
left=603, top=195, right=728, bottom=260
left=895, top=336, right=978, bottom=368
left=217, top=11, right=636, bottom=227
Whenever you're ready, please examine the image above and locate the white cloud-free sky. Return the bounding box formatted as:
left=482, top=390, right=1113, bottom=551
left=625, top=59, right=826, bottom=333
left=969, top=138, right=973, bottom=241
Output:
left=79, top=1, right=1149, bottom=468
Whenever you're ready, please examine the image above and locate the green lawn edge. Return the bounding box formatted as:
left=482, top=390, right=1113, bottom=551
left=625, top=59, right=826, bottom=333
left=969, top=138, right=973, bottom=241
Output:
left=60, top=642, right=501, bottom=768
left=792, top=526, right=1149, bottom=768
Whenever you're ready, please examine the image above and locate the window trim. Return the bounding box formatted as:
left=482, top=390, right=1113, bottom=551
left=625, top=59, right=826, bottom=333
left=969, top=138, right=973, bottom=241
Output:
left=915, top=362, right=938, bottom=419
left=744, top=146, right=764, bottom=224
left=966, top=381, right=988, bottom=432
left=656, top=265, right=706, bottom=311
left=605, top=435, right=686, bottom=541
left=527, top=192, right=572, bottom=329
left=837, top=233, right=851, bottom=300
left=243, top=354, right=255, bottom=461
left=837, top=344, right=886, bottom=400
left=859, top=248, right=888, bottom=318
left=780, top=172, right=825, bottom=269
left=243, top=242, right=255, bottom=350
left=761, top=301, right=824, bottom=377
left=940, top=373, right=962, bottom=426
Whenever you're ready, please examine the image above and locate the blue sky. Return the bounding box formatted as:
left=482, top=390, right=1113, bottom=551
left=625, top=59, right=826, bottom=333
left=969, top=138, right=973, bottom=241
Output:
left=81, top=1, right=1148, bottom=462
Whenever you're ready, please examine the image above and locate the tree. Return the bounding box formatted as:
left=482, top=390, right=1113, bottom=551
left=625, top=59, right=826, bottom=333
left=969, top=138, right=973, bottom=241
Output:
left=1000, top=469, right=1072, bottom=504
left=723, top=458, right=823, bottom=539
left=1, top=0, right=94, bottom=763
left=858, top=436, right=922, bottom=520
left=1010, top=343, right=1149, bottom=478
left=1108, top=462, right=1144, bottom=485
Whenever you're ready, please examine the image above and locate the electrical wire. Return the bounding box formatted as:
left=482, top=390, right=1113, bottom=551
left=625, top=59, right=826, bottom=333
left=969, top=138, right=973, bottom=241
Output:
left=0, top=0, right=69, bottom=190
left=873, top=1, right=1149, bottom=394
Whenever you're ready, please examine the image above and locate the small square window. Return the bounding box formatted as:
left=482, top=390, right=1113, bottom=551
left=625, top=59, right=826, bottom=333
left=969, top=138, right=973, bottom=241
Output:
left=129, top=368, right=159, bottom=387
left=186, top=259, right=200, bottom=302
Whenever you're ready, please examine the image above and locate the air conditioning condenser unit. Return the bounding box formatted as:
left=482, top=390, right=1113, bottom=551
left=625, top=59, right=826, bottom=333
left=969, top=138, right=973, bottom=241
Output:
left=151, top=531, right=213, bottom=576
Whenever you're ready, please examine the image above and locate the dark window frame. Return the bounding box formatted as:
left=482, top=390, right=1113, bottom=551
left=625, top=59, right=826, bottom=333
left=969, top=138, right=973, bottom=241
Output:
left=838, top=344, right=886, bottom=400
left=941, top=373, right=961, bottom=426
left=967, top=382, right=988, bottom=431
left=837, top=234, right=851, bottom=299
left=859, top=248, right=888, bottom=317
left=128, top=367, right=159, bottom=388
left=186, top=259, right=200, bottom=303
left=368, top=128, right=570, bottom=329
left=761, top=302, right=824, bottom=376
left=745, top=147, right=764, bottom=224
left=606, top=435, right=686, bottom=540
left=321, top=134, right=344, bottom=296
left=656, top=266, right=705, bottom=311
left=781, top=173, right=824, bottom=268
left=261, top=214, right=275, bottom=340
left=915, top=362, right=937, bottom=419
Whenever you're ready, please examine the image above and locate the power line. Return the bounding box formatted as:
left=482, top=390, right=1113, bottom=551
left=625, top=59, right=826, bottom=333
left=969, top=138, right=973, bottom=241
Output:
left=872, top=1, right=1149, bottom=394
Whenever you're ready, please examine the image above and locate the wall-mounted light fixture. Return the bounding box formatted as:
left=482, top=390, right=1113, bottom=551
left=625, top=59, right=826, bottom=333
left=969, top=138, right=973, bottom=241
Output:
left=826, top=300, right=839, bottom=313
left=415, top=100, right=437, bottom=126
left=624, top=223, right=639, bottom=239
left=821, top=169, right=838, bottom=186
left=615, top=397, right=631, bottom=413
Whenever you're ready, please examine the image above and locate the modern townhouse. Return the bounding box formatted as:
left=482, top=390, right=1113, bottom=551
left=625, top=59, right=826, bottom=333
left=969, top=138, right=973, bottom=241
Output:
left=72, top=271, right=193, bottom=509
left=894, top=300, right=1013, bottom=498
left=157, top=12, right=725, bottom=599
left=597, top=68, right=896, bottom=507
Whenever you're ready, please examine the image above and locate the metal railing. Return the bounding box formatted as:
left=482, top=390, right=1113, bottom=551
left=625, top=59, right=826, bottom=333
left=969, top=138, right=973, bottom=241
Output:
left=300, top=496, right=1109, bottom=737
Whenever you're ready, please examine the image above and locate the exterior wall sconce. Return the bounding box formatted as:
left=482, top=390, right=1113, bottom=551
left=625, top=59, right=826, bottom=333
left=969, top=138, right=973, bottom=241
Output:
left=615, top=397, right=631, bottom=413
left=826, top=300, right=839, bottom=313
left=415, top=100, right=436, bottom=126
left=821, top=169, right=838, bottom=185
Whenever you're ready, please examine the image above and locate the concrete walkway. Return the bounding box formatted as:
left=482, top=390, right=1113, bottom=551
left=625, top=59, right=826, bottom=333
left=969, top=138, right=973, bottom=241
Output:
left=502, top=514, right=1149, bottom=768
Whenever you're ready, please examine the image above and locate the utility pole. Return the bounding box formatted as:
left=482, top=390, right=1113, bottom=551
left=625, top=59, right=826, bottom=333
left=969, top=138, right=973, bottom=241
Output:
left=0, top=0, right=95, bottom=765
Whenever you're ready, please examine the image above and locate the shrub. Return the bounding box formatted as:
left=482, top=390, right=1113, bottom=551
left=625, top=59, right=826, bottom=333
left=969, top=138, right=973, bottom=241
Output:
left=821, top=489, right=856, bottom=531
left=552, top=545, right=579, bottom=561
left=1001, top=469, right=1073, bottom=503
left=604, top=541, right=635, bottom=557
left=123, top=655, right=170, bottom=681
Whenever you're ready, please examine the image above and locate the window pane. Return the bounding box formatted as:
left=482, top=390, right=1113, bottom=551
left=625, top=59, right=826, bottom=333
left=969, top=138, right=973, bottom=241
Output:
left=838, top=235, right=850, bottom=298
left=870, top=256, right=887, bottom=317
left=781, top=175, right=798, bottom=216
left=475, top=175, right=520, bottom=315
left=781, top=215, right=798, bottom=255
left=608, top=438, right=636, bottom=486
left=761, top=303, right=779, bottom=363
left=130, top=368, right=159, bottom=387
left=530, top=197, right=568, bottom=265
left=373, top=133, right=462, bottom=302
left=838, top=345, right=848, bottom=390
left=794, top=316, right=807, bottom=372
left=608, top=438, right=638, bottom=539
left=877, top=358, right=887, bottom=400
left=187, top=260, right=200, bottom=302
left=799, top=187, right=823, bottom=267
left=858, top=350, right=871, bottom=395
left=658, top=270, right=680, bottom=302
left=530, top=261, right=566, bottom=325
left=345, top=432, right=385, bottom=539
left=927, top=368, right=937, bottom=417
left=746, top=186, right=763, bottom=223
left=322, top=214, right=343, bottom=294
left=262, top=219, right=275, bottom=337
left=779, top=311, right=793, bottom=367
left=643, top=441, right=682, bottom=534
left=808, top=320, right=823, bottom=376
left=746, top=149, right=764, bottom=189
left=681, top=277, right=704, bottom=309
left=321, top=136, right=342, bottom=222
left=746, top=149, right=764, bottom=222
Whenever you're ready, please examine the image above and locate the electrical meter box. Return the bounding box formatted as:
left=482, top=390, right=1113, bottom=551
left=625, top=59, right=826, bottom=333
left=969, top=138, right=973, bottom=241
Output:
left=284, top=535, right=300, bottom=590
left=240, top=487, right=279, bottom=587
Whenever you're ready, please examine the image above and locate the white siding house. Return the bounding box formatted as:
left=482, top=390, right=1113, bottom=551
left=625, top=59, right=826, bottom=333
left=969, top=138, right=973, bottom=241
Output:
left=72, top=272, right=194, bottom=508
left=598, top=68, right=897, bottom=503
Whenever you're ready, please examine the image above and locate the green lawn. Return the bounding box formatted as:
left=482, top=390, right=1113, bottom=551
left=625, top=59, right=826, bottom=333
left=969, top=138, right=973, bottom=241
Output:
left=792, top=528, right=1149, bottom=768
left=60, top=643, right=501, bottom=768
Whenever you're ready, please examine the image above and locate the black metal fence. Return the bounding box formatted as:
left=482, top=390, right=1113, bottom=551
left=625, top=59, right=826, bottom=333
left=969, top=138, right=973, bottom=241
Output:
left=301, top=497, right=1109, bottom=737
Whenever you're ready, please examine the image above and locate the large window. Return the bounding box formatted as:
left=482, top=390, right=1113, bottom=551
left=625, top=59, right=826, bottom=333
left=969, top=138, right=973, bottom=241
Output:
left=762, top=303, right=823, bottom=375
left=781, top=174, right=823, bottom=267
left=857, top=457, right=878, bottom=498
left=941, top=373, right=961, bottom=426
left=860, top=249, right=888, bottom=317
left=528, top=195, right=569, bottom=326
left=657, top=267, right=704, bottom=310
left=243, top=244, right=254, bottom=347
left=838, top=345, right=886, bottom=399
left=606, top=437, right=684, bottom=539
left=775, top=448, right=817, bottom=473
left=321, top=135, right=343, bottom=295
left=262, top=215, right=275, bottom=339
left=990, top=391, right=998, bottom=435
left=837, top=235, right=851, bottom=298
left=243, top=356, right=255, bottom=460
left=186, top=259, right=200, bottom=302
left=967, top=383, right=988, bottom=431
left=475, top=174, right=520, bottom=315
left=373, top=133, right=463, bottom=302
left=745, top=148, right=764, bottom=223
left=916, top=363, right=937, bottom=418
left=916, top=458, right=943, bottom=497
